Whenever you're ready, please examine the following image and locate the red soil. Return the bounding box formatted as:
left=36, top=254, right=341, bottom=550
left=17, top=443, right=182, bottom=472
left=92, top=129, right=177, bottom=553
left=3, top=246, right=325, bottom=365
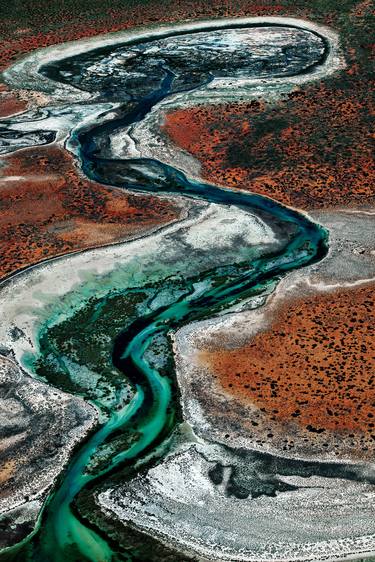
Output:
left=0, top=0, right=373, bottom=460
left=199, top=284, right=375, bottom=451
left=0, top=1, right=286, bottom=73
left=0, top=146, right=180, bottom=279
left=163, top=79, right=374, bottom=210
left=0, top=0, right=372, bottom=274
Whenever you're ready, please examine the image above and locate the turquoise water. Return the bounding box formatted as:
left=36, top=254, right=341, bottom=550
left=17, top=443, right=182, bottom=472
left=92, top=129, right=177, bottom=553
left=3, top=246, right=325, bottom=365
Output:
left=0, top=24, right=330, bottom=562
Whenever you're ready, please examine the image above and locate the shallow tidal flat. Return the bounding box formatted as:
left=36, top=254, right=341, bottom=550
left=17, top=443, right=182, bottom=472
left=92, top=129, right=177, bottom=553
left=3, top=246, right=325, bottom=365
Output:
left=100, top=209, right=375, bottom=562
left=0, top=355, right=96, bottom=548
left=85, top=19, right=373, bottom=562
left=0, top=13, right=373, bottom=562
left=0, top=193, right=281, bottom=550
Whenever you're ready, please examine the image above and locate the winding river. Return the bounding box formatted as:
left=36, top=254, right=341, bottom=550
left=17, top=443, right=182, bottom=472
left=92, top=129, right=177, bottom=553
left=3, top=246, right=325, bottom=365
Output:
left=2, top=22, right=332, bottom=562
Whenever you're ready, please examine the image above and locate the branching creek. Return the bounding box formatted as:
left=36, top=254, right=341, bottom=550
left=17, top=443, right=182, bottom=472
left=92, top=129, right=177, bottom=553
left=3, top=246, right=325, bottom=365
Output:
left=1, top=22, right=337, bottom=562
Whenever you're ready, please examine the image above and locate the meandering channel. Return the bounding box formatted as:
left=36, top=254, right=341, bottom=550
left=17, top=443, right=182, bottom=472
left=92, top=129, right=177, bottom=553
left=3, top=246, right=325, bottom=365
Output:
left=2, top=23, right=332, bottom=562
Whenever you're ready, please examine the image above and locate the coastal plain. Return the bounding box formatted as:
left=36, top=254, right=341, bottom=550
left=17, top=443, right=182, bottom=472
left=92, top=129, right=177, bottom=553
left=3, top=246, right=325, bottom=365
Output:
left=0, top=2, right=374, bottom=561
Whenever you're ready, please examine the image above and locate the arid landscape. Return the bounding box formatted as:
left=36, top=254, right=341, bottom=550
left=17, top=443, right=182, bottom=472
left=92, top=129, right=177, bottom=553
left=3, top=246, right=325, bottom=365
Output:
left=0, top=1, right=373, bottom=561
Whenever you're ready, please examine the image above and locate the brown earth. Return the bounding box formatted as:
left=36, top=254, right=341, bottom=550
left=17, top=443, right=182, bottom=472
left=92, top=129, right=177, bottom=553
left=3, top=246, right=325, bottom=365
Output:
left=199, top=283, right=375, bottom=452
left=0, top=146, right=181, bottom=279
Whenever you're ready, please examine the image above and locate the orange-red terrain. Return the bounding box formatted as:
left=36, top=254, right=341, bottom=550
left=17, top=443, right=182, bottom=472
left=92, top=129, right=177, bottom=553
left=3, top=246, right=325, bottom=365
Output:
left=0, top=0, right=373, bottom=460
left=199, top=283, right=375, bottom=452
left=0, top=0, right=372, bottom=74
left=163, top=78, right=374, bottom=210
left=1, top=0, right=373, bottom=279
left=0, top=1, right=292, bottom=281
left=0, top=146, right=180, bottom=279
